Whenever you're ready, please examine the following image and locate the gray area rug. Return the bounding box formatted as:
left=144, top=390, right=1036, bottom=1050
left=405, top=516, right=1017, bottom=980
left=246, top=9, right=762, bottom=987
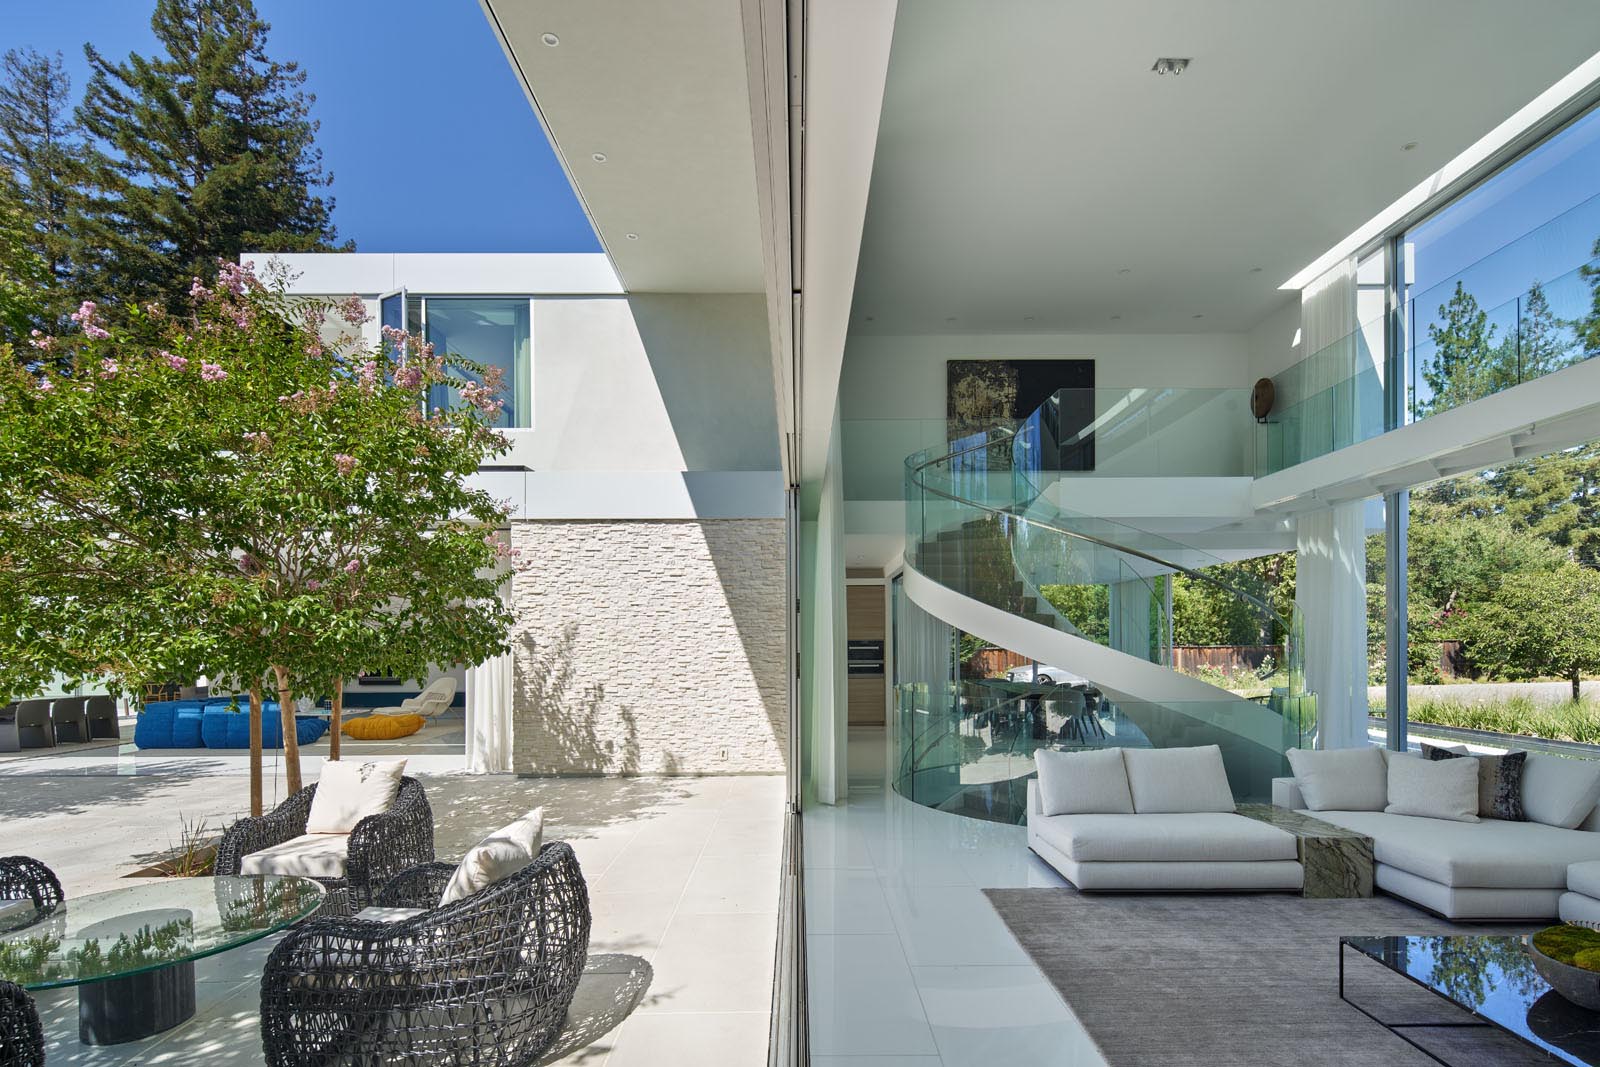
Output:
left=985, top=889, right=1551, bottom=1066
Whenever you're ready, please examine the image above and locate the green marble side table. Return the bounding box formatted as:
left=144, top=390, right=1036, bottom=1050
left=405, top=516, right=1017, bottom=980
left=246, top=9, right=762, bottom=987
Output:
left=1238, top=803, right=1374, bottom=898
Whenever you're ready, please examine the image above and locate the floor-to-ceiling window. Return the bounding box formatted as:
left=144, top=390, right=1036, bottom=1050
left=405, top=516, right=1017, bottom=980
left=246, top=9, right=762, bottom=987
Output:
left=1405, top=103, right=1600, bottom=418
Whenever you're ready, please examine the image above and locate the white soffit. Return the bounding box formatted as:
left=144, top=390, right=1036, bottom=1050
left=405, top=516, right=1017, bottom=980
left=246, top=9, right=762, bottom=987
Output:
left=481, top=0, right=767, bottom=293
left=852, top=0, right=1600, bottom=335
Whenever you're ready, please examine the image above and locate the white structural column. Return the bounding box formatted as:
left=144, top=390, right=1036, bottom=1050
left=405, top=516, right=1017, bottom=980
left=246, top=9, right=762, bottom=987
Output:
left=1296, top=504, right=1369, bottom=749
left=1107, top=580, right=1153, bottom=662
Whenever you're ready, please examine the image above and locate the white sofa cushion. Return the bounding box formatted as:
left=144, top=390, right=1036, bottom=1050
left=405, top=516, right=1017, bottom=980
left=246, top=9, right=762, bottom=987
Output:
left=1307, top=809, right=1600, bottom=889
left=1029, top=812, right=1297, bottom=863
left=1385, top=752, right=1479, bottom=823
left=1286, top=747, right=1386, bottom=811
left=1569, top=859, right=1600, bottom=899
left=1521, top=753, right=1600, bottom=830
left=1122, top=746, right=1234, bottom=813
left=240, top=832, right=351, bottom=879
left=306, top=759, right=407, bottom=834
left=440, top=807, right=545, bottom=905
left=1034, top=749, right=1133, bottom=815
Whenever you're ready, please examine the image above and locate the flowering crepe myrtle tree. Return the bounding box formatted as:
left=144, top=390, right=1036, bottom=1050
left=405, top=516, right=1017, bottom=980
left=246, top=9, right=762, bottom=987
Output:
left=0, top=263, right=513, bottom=812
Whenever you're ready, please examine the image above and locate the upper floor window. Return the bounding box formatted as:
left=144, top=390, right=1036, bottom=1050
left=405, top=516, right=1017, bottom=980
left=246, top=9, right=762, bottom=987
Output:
left=396, top=296, right=532, bottom=429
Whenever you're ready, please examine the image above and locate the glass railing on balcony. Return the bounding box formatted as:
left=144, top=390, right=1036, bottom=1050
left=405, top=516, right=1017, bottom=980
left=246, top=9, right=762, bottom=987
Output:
left=842, top=387, right=1252, bottom=501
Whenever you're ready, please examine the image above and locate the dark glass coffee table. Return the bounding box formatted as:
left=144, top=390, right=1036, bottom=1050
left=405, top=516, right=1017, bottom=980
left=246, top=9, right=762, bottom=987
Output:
left=1341, top=934, right=1600, bottom=1066
left=0, top=875, right=324, bottom=1045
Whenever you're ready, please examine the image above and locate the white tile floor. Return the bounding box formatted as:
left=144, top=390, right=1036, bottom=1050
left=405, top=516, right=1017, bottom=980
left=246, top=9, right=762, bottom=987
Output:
left=0, top=742, right=785, bottom=1066
left=805, top=728, right=1109, bottom=1067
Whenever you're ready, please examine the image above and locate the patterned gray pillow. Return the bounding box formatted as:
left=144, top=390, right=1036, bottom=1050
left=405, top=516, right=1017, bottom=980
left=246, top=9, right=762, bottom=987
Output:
left=1423, top=744, right=1526, bottom=821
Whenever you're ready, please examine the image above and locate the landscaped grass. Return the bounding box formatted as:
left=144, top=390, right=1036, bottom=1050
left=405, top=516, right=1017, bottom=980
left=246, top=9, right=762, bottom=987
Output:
left=1371, top=695, right=1600, bottom=745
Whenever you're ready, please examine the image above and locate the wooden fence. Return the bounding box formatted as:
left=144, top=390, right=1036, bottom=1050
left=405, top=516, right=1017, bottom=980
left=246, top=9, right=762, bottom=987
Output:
left=1171, top=645, right=1282, bottom=674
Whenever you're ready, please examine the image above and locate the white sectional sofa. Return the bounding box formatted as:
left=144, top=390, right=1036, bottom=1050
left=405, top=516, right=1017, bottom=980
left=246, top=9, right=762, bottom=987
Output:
left=1274, top=746, right=1600, bottom=920
left=1026, top=745, right=1304, bottom=892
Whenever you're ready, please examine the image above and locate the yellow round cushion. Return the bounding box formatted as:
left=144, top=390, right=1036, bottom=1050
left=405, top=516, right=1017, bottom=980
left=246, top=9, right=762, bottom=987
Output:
left=341, top=713, right=425, bottom=740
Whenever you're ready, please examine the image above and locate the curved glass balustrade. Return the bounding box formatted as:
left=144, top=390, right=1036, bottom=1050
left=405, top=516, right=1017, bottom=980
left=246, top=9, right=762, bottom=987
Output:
left=893, top=393, right=1316, bottom=820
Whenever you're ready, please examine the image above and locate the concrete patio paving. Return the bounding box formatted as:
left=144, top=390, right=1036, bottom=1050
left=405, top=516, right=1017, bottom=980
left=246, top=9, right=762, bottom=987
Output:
left=0, top=734, right=784, bottom=1065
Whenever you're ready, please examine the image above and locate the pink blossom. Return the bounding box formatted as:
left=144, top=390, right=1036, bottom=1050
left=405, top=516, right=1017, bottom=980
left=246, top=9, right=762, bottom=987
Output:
left=337, top=294, right=369, bottom=325
left=83, top=323, right=110, bottom=340
left=343, top=559, right=362, bottom=575
left=242, top=430, right=271, bottom=450
left=306, top=578, right=322, bottom=591
left=200, top=362, right=228, bottom=382
left=334, top=453, right=358, bottom=475
left=357, top=360, right=379, bottom=392
left=190, top=278, right=211, bottom=300
left=99, top=359, right=119, bottom=379
left=394, top=365, right=423, bottom=390
left=215, top=261, right=249, bottom=296
left=71, top=301, right=110, bottom=340
left=27, top=332, right=54, bottom=352
left=36, top=378, right=54, bottom=392
left=162, top=351, right=188, bottom=371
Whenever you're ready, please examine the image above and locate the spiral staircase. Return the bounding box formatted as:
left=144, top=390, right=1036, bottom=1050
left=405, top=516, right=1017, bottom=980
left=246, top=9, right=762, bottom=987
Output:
left=895, top=392, right=1315, bottom=822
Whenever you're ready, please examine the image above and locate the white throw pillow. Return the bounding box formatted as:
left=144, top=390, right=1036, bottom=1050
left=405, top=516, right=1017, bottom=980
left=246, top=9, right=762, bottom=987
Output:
left=1385, top=752, right=1479, bottom=822
left=440, top=807, right=545, bottom=906
left=1521, top=753, right=1600, bottom=829
left=305, top=759, right=407, bottom=834
left=1122, top=746, right=1235, bottom=813
left=1286, top=747, right=1387, bottom=811
left=1034, top=749, right=1133, bottom=816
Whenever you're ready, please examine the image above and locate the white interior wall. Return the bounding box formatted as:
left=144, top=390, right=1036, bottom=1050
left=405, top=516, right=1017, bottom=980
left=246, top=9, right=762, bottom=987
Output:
left=840, top=330, right=1253, bottom=421
left=1247, top=297, right=1304, bottom=383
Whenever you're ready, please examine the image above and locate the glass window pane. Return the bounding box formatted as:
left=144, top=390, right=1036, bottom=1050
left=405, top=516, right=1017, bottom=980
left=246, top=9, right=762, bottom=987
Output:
left=421, top=298, right=532, bottom=429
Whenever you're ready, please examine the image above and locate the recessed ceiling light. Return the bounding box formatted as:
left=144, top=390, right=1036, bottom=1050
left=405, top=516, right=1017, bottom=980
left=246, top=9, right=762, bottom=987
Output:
left=1151, top=58, right=1191, bottom=76
left=1192, top=313, right=1204, bottom=319
left=1116, top=267, right=1132, bottom=275
left=1249, top=266, right=1264, bottom=274
left=1402, top=141, right=1419, bottom=151
left=944, top=316, right=957, bottom=323
left=1110, top=314, right=1122, bottom=321
left=1023, top=316, right=1035, bottom=322
left=864, top=315, right=875, bottom=322
left=541, top=33, right=560, bottom=46
left=625, top=232, right=638, bottom=240
left=592, top=153, right=607, bottom=163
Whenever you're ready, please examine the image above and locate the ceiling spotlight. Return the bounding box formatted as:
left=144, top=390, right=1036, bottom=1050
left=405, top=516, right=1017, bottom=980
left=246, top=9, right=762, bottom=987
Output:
left=1402, top=141, right=1419, bottom=151
left=1151, top=58, right=1191, bottom=76
left=1023, top=316, right=1035, bottom=323
left=541, top=32, right=560, bottom=46
left=625, top=232, right=638, bottom=240
left=1116, top=267, right=1132, bottom=275
left=944, top=316, right=957, bottom=323
left=1249, top=266, right=1264, bottom=274
left=1110, top=314, right=1123, bottom=321
left=592, top=152, right=607, bottom=163
left=1192, top=313, right=1204, bottom=319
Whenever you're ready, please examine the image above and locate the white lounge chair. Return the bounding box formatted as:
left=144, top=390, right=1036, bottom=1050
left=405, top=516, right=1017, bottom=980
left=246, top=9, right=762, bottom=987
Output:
left=374, top=676, right=458, bottom=718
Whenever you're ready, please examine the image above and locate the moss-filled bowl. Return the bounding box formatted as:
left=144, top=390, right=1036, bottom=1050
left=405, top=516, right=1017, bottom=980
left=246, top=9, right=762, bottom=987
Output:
left=1529, top=926, right=1600, bottom=1011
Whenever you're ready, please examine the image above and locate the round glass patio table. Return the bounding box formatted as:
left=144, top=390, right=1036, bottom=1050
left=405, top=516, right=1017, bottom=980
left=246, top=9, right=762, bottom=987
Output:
left=0, top=874, right=324, bottom=1045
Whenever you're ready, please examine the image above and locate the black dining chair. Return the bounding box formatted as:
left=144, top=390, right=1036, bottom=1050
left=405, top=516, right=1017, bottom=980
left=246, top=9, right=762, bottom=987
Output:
left=49, top=697, right=90, bottom=744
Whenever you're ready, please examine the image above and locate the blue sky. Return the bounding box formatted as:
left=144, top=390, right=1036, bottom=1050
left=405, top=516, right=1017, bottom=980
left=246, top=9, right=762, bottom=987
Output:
left=0, top=0, right=599, bottom=253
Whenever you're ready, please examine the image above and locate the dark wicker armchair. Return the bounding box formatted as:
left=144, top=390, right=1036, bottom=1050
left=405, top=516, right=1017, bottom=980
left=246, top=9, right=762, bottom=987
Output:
left=214, top=776, right=434, bottom=915
left=0, top=856, right=63, bottom=915
left=0, top=980, right=43, bottom=1067
left=260, top=841, right=591, bottom=1067
left=0, top=858, right=57, bottom=1067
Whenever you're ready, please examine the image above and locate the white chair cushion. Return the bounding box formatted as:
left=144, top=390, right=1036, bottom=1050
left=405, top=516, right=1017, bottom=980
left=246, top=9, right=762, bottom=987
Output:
left=1030, top=812, right=1297, bottom=863
left=306, top=759, right=407, bottom=834
left=1385, top=751, right=1479, bottom=823
left=1521, top=753, right=1600, bottom=830
left=1286, top=747, right=1387, bottom=811
left=1569, top=859, right=1600, bottom=899
left=1122, top=746, right=1234, bottom=813
left=1309, top=809, right=1600, bottom=889
left=440, top=807, right=545, bottom=905
left=1034, top=749, right=1132, bottom=816
left=240, top=833, right=351, bottom=879
left=353, top=906, right=427, bottom=923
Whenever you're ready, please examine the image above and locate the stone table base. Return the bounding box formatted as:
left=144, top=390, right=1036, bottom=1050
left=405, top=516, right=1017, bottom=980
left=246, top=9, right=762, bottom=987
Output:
left=1238, top=804, right=1374, bottom=898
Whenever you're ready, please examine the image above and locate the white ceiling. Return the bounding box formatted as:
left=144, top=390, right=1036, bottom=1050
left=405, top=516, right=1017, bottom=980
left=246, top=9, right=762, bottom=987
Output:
left=851, top=0, right=1600, bottom=336
left=481, top=0, right=767, bottom=293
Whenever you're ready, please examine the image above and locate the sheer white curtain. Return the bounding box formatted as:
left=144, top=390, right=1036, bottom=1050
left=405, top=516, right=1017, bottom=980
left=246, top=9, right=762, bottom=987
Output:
left=465, top=586, right=514, bottom=773
left=1295, top=259, right=1370, bottom=749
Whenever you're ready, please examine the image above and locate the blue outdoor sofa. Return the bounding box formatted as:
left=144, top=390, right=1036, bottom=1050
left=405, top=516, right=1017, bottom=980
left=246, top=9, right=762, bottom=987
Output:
left=134, top=700, right=329, bottom=750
